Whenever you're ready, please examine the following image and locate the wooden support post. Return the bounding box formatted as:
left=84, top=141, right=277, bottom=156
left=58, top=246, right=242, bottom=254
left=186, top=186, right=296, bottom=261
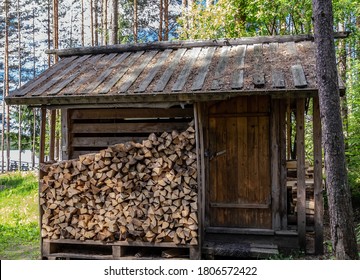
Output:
left=49, top=110, right=56, bottom=161
left=313, top=97, right=324, bottom=254
left=40, top=107, right=47, bottom=166
left=39, top=107, right=47, bottom=259
left=296, top=98, right=306, bottom=251
left=271, top=99, right=281, bottom=231
left=194, top=103, right=203, bottom=259
left=279, top=99, right=288, bottom=229
left=61, top=109, right=69, bottom=160
left=287, top=98, right=292, bottom=160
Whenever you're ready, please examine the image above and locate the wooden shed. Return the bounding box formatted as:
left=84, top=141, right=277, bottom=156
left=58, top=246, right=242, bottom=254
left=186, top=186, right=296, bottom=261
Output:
left=6, top=34, right=343, bottom=259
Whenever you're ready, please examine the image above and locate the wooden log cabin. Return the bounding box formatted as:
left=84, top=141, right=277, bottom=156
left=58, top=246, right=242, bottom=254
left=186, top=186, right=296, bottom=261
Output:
left=5, top=34, right=346, bottom=259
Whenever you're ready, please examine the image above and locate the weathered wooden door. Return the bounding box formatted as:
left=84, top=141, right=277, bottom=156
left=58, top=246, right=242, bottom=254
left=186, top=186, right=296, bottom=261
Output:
left=208, top=96, right=272, bottom=229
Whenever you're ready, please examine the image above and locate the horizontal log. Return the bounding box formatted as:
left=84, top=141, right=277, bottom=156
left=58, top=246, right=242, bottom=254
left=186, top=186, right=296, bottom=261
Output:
left=71, top=122, right=190, bottom=134
left=70, top=108, right=194, bottom=120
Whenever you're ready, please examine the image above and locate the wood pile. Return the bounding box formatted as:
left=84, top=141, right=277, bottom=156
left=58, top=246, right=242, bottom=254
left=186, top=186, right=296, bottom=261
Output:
left=40, top=122, right=198, bottom=245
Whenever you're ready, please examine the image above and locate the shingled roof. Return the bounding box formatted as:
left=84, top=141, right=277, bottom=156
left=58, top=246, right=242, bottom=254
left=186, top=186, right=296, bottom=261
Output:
left=5, top=34, right=343, bottom=107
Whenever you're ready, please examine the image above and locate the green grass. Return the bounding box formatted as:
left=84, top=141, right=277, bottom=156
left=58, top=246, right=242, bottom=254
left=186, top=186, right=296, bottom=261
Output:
left=0, top=171, right=41, bottom=260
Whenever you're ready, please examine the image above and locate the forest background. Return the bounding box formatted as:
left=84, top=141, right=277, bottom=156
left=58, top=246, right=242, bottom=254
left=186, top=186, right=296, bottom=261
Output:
left=0, top=0, right=360, bottom=238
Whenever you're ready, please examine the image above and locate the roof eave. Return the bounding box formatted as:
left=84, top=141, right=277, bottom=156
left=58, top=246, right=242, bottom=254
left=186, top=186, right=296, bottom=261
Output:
left=4, top=89, right=320, bottom=107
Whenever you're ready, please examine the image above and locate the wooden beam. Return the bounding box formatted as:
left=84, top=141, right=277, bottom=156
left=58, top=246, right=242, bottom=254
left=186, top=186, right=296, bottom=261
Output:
left=49, top=110, right=56, bottom=161
left=45, top=33, right=349, bottom=57
left=193, top=103, right=202, bottom=260
left=296, top=98, right=306, bottom=251
left=279, top=99, right=288, bottom=229
left=61, top=109, right=69, bottom=160
left=40, top=108, right=47, bottom=165
left=271, top=99, right=281, bottom=231
left=5, top=89, right=319, bottom=106
left=313, top=97, right=324, bottom=254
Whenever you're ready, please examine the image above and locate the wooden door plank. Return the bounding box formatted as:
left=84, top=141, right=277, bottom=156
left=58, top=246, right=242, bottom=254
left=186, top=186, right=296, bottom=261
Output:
left=172, top=47, right=201, bottom=92
left=95, top=51, right=144, bottom=94
left=191, top=47, right=216, bottom=91
left=82, top=52, right=131, bottom=93
left=231, top=45, right=246, bottom=89
left=48, top=55, right=106, bottom=95
left=211, top=46, right=230, bottom=90
left=296, top=98, right=306, bottom=251
left=118, top=50, right=158, bottom=93
left=313, top=97, right=324, bottom=254
left=135, top=49, right=172, bottom=93
left=15, top=56, right=78, bottom=97
left=153, top=48, right=187, bottom=92
left=32, top=55, right=91, bottom=96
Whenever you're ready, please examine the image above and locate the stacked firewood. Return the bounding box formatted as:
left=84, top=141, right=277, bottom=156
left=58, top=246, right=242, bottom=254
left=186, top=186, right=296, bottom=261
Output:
left=40, top=123, right=198, bottom=245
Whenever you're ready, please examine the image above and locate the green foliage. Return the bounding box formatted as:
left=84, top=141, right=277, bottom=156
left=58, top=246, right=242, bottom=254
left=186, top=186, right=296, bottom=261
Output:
left=0, top=172, right=40, bottom=260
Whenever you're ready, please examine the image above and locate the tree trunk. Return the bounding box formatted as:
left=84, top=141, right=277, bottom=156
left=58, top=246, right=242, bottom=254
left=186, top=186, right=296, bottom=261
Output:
left=312, top=0, right=359, bottom=259
left=110, top=0, right=118, bottom=44
left=94, top=0, right=99, bottom=46
left=133, top=0, right=138, bottom=43
left=164, top=0, right=169, bottom=41
left=17, top=0, right=22, bottom=171
left=91, top=0, right=94, bottom=46
left=4, top=0, right=10, bottom=172
left=81, top=0, right=85, bottom=46
left=159, top=0, right=163, bottom=41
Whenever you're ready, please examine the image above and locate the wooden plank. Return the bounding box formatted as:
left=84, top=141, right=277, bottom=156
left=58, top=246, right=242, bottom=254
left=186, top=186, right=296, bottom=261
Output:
left=271, top=99, right=281, bottom=231
left=71, top=122, right=189, bottom=134
left=172, top=47, right=201, bottom=92
left=39, top=108, right=47, bottom=175
left=13, top=56, right=78, bottom=97
left=72, top=136, right=148, bottom=147
left=208, top=112, right=269, bottom=118
left=49, top=110, right=56, bottom=160
left=135, top=49, right=172, bottom=93
left=82, top=52, right=131, bottom=93
left=269, top=42, right=284, bottom=88
left=193, top=103, right=203, bottom=259
left=95, top=51, right=144, bottom=94
left=153, top=48, right=186, bottom=92
left=118, top=50, right=158, bottom=93
left=292, top=65, right=307, bottom=88
left=211, top=46, right=230, bottom=90
left=52, top=33, right=351, bottom=57
left=253, top=44, right=265, bottom=87
left=61, top=109, right=70, bottom=160
left=66, top=53, right=118, bottom=94
left=191, top=47, right=216, bottom=91
left=206, top=227, right=275, bottom=235
left=210, top=203, right=270, bottom=209
left=47, top=55, right=105, bottom=95
left=231, top=45, right=246, bottom=89
left=296, top=98, right=306, bottom=251
left=32, top=55, right=91, bottom=96
left=70, top=108, right=194, bottom=119
left=279, top=99, right=288, bottom=229
left=313, top=96, right=324, bottom=254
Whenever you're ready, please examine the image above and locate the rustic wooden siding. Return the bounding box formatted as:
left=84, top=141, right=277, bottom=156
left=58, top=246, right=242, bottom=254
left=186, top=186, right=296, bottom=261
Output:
left=65, top=107, right=193, bottom=159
